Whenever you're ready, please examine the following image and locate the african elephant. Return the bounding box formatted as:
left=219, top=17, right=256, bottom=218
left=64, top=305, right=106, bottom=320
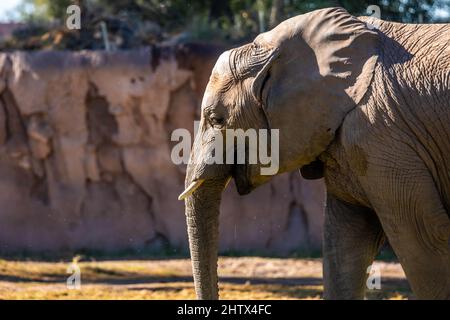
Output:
left=179, top=7, right=450, bottom=299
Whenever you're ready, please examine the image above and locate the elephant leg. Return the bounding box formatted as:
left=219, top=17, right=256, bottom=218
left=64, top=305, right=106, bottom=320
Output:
left=382, top=219, right=450, bottom=299
left=372, top=175, right=450, bottom=299
left=323, top=193, right=385, bottom=299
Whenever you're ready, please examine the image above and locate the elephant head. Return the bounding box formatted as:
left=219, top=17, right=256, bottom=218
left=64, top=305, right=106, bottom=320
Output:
left=179, top=7, right=379, bottom=299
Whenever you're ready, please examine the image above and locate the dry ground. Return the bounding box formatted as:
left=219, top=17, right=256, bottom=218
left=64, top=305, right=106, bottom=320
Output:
left=0, top=257, right=412, bottom=299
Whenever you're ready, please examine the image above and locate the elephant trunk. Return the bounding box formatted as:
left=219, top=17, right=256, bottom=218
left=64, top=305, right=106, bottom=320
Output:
left=185, top=176, right=227, bottom=300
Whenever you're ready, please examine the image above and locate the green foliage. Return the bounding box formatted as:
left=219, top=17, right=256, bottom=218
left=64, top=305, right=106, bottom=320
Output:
left=8, top=0, right=450, bottom=49
left=17, top=0, right=73, bottom=22
left=17, top=0, right=450, bottom=24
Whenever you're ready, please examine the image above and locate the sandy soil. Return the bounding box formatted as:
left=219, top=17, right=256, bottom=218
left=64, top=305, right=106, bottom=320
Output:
left=0, top=257, right=411, bottom=299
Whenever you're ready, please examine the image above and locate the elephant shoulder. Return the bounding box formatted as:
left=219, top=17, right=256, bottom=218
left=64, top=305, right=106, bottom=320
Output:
left=333, top=100, right=384, bottom=180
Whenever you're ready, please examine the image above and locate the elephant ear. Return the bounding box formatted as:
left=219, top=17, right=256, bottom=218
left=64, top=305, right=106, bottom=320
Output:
left=250, top=7, right=379, bottom=174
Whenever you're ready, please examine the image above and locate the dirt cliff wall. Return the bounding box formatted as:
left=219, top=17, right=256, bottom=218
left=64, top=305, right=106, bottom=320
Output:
left=0, top=44, right=325, bottom=255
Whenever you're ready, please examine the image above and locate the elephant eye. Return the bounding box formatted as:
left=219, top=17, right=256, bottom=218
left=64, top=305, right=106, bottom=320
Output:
left=209, top=115, right=225, bottom=127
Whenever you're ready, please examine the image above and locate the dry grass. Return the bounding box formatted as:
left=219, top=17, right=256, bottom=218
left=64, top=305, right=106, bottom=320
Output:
left=0, top=257, right=412, bottom=300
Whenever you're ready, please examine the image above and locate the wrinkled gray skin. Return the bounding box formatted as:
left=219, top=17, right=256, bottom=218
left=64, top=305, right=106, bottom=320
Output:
left=183, top=7, right=450, bottom=299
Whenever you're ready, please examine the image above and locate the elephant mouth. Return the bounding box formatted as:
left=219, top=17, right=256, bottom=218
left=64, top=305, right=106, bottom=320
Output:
left=300, top=159, right=324, bottom=180
left=232, top=164, right=253, bottom=195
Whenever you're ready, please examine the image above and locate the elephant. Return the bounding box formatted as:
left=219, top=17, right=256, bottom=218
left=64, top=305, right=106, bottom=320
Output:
left=179, top=7, right=450, bottom=299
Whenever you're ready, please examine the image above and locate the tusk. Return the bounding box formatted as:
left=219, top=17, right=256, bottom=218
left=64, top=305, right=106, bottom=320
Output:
left=224, top=176, right=231, bottom=189
left=178, top=179, right=205, bottom=200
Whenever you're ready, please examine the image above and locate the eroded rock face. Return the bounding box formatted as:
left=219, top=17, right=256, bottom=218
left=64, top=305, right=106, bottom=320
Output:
left=0, top=44, right=325, bottom=255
